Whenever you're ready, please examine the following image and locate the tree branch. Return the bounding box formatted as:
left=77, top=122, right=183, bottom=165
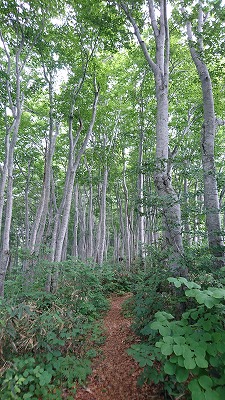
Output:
left=119, top=1, right=158, bottom=74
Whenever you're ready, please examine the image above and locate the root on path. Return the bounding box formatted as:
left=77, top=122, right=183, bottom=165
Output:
left=74, top=294, right=164, bottom=400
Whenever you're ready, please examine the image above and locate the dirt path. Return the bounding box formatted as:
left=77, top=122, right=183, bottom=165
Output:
left=74, top=294, right=163, bottom=400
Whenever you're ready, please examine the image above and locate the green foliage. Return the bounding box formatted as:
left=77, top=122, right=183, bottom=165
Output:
left=126, top=263, right=172, bottom=332
left=97, top=264, right=134, bottom=294
left=128, top=277, right=225, bottom=399
left=0, top=354, right=91, bottom=399
left=1, top=262, right=108, bottom=399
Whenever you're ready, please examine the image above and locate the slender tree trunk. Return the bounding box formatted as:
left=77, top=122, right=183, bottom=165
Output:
left=78, top=191, right=86, bottom=261
left=95, top=167, right=108, bottom=265
left=122, top=160, right=131, bottom=269
left=0, top=45, right=23, bottom=297
left=85, top=161, right=94, bottom=259
left=183, top=175, right=191, bottom=246
left=119, top=1, right=184, bottom=274
left=52, top=86, right=99, bottom=263
left=137, top=123, right=145, bottom=264
left=72, top=184, right=79, bottom=258
left=184, top=2, right=224, bottom=263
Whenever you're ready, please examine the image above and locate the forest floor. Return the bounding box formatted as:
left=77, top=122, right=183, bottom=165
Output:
left=73, top=294, right=164, bottom=400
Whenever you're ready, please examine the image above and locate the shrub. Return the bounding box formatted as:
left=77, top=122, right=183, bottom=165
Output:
left=0, top=262, right=109, bottom=399
left=128, top=265, right=172, bottom=333
left=128, top=277, right=225, bottom=399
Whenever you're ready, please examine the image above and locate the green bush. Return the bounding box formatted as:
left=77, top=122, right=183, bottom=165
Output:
left=0, top=353, right=91, bottom=399
left=128, top=277, right=225, bottom=399
left=127, top=265, right=172, bottom=333
left=0, top=262, right=109, bottom=399
left=97, top=264, right=134, bottom=294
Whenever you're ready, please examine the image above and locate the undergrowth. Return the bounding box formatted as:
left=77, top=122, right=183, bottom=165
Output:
left=127, top=248, right=225, bottom=400
left=0, top=260, right=132, bottom=399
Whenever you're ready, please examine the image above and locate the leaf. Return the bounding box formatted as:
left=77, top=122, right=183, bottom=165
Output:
left=150, top=321, right=161, bottom=330
left=204, top=389, right=221, bottom=400
left=194, top=345, right=206, bottom=358
left=188, top=379, right=205, bottom=400
left=176, top=367, right=189, bottom=383
left=174, top=336, right=186, bottom=345
left=39, top=371, right=52, bottom=386
left=198, top=375, right=213, bottom=389
left=141, top=323, right=152, bottom=335
left=161, top=342, right=173, bottom=356
left=185, top=289, right=197, bottom=298
left=183, top=356, right=196, bottom=370
left=195, top=356, right=208, bottom=368
left=185, top=281, right=201, bottom=289
left=23, top=393, right=33, bottom=399
left=202, top=319, right=212, bottom=331
left=159, top=325, right=171, bottom=336
left=164, top=361, right=176, bottom=375
left=173, top=344, right=183, bottom=356
left=216, top=341, right=224, bottom=353
left=195, top=292, right=218, bottom=308
left=207, top=288, right=225, bottom=299
left=206, top=343, right=217, bottom=356
left=168, top=278, right=181, bottom=288
left=163, top=336, right=174, bottom=345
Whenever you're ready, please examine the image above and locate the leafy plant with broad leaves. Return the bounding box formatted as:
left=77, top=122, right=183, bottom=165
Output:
left=124, top=263, right=172, bottom=332
left=128, top=277, right=225, bottom=399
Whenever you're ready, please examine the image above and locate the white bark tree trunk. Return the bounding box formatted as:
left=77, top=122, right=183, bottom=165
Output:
left=95, top=167, right=108, bottom=265
left=78, top=191, right=87, bottom=261
left=72, top=184, right=79, bottom=258
left=0, top=40, right=24, bottom=297
left=52, top=85, right=99, bottom=263
left=184, top=1, right=224, bottom=262
left=85, top=161, right=94, bottom=259
left=122, top=159, right=131, bottom=269
left=137, top=122, right=145, bottom=264
left=119, top=0, right=184, bottom=274
left=27, top=73, right=58, bottom=258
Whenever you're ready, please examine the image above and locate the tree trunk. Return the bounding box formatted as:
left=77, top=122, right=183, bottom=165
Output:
left=52, top=85, right=99, bottom=263
left=184, top=2, right=224, bottom=263
left=0, top=45, right=23, bottom=297
left=119, top=0, right=184, bottom=274
left=95, top=167, right=108, bottom=265
left=137, top=119, right=145, bottom=264
left=122, top=160, right=131, bottom=269
left=72, top=184, right=79, bottom=258
left=78, top=191, right=87, bottom=261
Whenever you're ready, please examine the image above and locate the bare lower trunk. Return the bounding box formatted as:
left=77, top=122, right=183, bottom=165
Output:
left=78, top=191, right=86, bottom=261
left=85, top=162, right=94, bottom=259
left=123, top=160, right=131, bottom=269
left=95, top=168, right=108, bottom=265
left=72, top=184, right=79, bottom=258
left=183, top=176, right=191, bottom=246
left=137, top=122, right=145, bottom=263
left=154, top=79, right=184, bottom=272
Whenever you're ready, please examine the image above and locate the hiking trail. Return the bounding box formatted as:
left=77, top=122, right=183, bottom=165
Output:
left=74, top=294, right=164, bottom=400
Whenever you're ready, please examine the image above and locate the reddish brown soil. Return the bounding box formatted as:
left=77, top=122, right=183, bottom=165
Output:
left=74, top=294, right=164, bottom=400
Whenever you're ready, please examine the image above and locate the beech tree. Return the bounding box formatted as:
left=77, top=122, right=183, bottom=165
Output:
left=0, top=0, right=49, bottom=296
left=181, top=0, right=224, bottom=263
left=111, top=1, right=185, bottom=274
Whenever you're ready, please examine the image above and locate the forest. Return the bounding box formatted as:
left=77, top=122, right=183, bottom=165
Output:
left=0, top=0, right=225, bottom=399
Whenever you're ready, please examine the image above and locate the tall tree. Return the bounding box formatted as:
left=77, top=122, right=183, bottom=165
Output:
left=0, top=0, right=46, bottom=296
left=114, top=1, right=185, bottom=274
left=181, top=0, right=224, bottom=263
